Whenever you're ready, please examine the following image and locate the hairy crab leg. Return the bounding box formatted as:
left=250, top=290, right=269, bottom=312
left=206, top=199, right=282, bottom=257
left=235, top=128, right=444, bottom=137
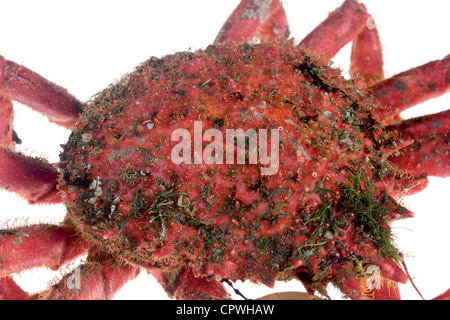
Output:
left=41, top=252, right=138, bottom=300
left=0, top=276, right=29, bottom=300
left=0, top=224, right=88, bottom=277
left=213, top=0, right=288, bottom=44
left=1, top=248, right=138, bottom=300
left=390, top=131, right=449, bottom=178
left=381, top=174, right=429, bottom=197
left=365, top=258, right=409, bottom=301
left=0, top=97, right=14, bottom=148
left=433, top=288, right=450, bottom=300
left=349, top=19, right=384, bottom=88
left=0, top=146, right=62, bottom=204
left=299, top=0, right=369, bottom=62
left=366, top=278, right=401, bottom=300
left=0, top=55, right=83, bottom=128
left=386, top=109, right=450, bottom=177
left=149, top=267, right=230, bottom=300
left=387, top=109, right=450, bottom=140
left=370, top=54, right=450, bottom=124
left=336, top=273, right=401, bottom=300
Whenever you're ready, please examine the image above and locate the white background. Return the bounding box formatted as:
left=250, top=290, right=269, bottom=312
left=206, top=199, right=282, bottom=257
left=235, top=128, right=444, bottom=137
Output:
left=0, top=0, right=449, bottom=300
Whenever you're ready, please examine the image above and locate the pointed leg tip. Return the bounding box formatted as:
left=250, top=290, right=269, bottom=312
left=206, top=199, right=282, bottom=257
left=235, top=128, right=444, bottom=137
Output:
left=432, top=288, right=450, bottom=300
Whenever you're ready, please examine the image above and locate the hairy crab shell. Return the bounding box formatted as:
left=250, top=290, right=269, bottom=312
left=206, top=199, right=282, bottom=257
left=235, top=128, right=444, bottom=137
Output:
left=1, top=0, right=449, bottom=299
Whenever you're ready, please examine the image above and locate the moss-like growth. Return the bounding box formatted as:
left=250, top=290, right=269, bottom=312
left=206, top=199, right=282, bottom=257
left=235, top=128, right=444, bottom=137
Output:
left=339, top=170, right=400, bottom=262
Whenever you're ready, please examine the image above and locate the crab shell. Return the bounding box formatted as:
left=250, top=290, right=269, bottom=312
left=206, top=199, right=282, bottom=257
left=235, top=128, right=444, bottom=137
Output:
left=58, top=39, right=416, bottom=299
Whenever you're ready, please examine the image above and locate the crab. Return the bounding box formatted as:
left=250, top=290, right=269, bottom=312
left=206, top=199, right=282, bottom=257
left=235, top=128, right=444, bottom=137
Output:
left=1, top=0, right=449, bottom=300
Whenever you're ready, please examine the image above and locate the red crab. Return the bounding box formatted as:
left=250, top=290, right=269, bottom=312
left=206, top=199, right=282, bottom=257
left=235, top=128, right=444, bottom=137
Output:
left=1, top=0, right=449, bottom=300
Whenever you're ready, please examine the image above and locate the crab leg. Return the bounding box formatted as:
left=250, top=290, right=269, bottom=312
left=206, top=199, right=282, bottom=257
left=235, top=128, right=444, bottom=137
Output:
left=149, top=267, right=230, bottom=300
left=365, top=256, right=409, bottom=300
left=0, top=277, right=30, bottom=300
left=387, top=109, right=450, bottom=177
left=336, top=271, right=402, bottom=300
left=0, top=146, right=62, bottom=204
left=0, top=55, right=82, bottom=128
left=214, top=0, right=288, bottom=44
left=299, top=0, right=369, bottom=62
left=0, top=97, right=14, bottom=147
left=1, top=244, right=137, bottom=300
left=350, top=20, right=384, bottom=87
left=387, top=109, right=450, bottom=140
left=367, top=278, right=401, bottom=300
left=370, top=54, right=450, bottom=124
left=0, top=224, right=88, bottom=277
left=382, top=174, right=429, bottom=197
left=41, top=258, right=138, bottom=300
left=389, top=131, right=449, bottom=177
left=433, top=288, right=450, bottom=300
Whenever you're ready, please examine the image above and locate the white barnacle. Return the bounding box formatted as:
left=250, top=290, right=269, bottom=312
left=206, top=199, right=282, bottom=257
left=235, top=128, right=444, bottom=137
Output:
left=142, top=120, right=154, bottom=130
left=177, top=194, right=190, bottom=208
left=89, top=176, right=103, bottom=197
left=241, top=0, right=272, bottom=24
left=250, top=37, right=261, bottom=45
left=121, top=75, right=131, bottom=87
left=81, top=133, right=92, bottom=143
left=365, top=264, right=381, bottom=290
left=273, top=25, right=279, bottom=36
